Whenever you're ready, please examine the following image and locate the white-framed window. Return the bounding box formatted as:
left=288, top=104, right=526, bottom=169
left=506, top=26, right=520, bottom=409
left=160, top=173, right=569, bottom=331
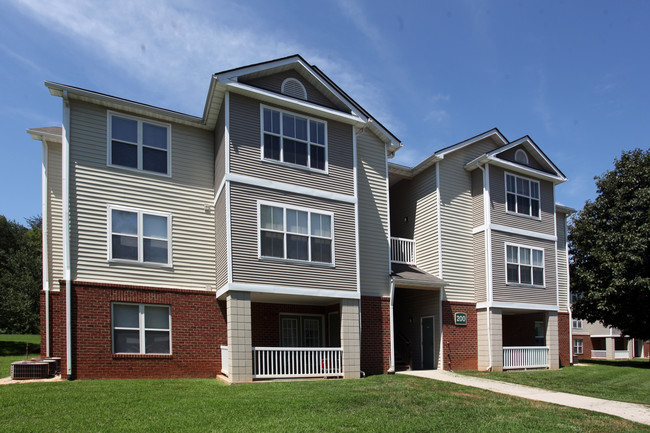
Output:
left=574, top=339, right=583, bottom=354
left=280, top=314, right=323, bottom=347
left=505, top=173, right=540, bottom=218
left=534, top=321, right=546, bottom=346
left=108, top=205, right=172, bottom=266
left=108, top=111, right=171, bottom=176
left=112, top=303, right=171, bottom=354
left=572, top=318, right=583, bottom=329
left=506, top=243, right=544, bottom=286
left=261, top=105, right=327, bottom=171
left=258, top=202, right=333, bottom=264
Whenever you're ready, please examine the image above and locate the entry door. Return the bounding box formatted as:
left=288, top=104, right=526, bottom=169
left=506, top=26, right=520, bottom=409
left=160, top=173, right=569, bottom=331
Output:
left=421, top=316, right=435, bottom=369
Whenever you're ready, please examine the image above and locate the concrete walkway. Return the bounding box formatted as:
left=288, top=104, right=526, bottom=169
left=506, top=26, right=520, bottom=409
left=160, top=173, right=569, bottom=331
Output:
left=398, top=370, right=650, bottom=426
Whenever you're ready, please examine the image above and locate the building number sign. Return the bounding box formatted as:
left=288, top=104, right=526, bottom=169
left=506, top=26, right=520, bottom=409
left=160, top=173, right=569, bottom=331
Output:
left=455, top=312, right=467, bottom=326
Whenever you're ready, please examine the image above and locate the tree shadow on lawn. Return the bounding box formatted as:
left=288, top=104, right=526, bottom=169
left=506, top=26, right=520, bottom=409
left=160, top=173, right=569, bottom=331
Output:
left=0, top=341, right=40, bottom=357
left=581, top=359, right=650, bottom=369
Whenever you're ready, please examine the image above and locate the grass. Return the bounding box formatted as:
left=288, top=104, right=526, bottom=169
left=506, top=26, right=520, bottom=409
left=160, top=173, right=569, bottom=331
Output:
left=0, top=374, right=648, bottom=432
left=458, top=359, right=650, bottom=405
left=0, top=334, right=41, bottom=378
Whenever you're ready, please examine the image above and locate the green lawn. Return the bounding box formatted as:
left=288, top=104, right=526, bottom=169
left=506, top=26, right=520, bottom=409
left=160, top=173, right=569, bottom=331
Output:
left=459, top=359, right=650, bottom=405
left=0, top=334, right=41, bottom=378
left=0, top=375, right=648, bottom=432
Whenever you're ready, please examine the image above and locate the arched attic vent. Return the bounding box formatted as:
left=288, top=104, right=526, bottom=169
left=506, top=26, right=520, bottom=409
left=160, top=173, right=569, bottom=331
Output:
left=514, top=149, right=529, bottom=165
left=281, top=78, right=307, bottom=100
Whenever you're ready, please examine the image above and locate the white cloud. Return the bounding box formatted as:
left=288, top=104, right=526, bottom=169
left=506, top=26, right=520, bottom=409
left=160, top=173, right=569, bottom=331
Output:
left=424, top=93, right=451, bottom=124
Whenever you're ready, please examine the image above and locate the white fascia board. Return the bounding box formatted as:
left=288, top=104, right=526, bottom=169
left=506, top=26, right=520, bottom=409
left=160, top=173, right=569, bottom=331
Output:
left=412, top=153, right=443, bottom=176
left=486, top=157, right=567, bottom=183
left=556, top=204, right=577, bottom=215
left=490, top=224, right=557, bottom=242
left=222, top=81, right=366, bottom=126
left=393, top=279, right=447, bottom=289
left=227, top=173, right=356, bottom=204
left=216, top=282, right=360, bottom=300
left=591, top=334, right=622, bottom=338
left=477, top=301, right=559, bottom=312
left=435, top=129, right=508, bottom=158
left=27, top=128, right=62, bottom=143
left=486, top=137, right=566, bottom=179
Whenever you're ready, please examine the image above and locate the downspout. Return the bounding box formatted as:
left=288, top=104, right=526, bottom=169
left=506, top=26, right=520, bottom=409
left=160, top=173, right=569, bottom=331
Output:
left=62, top=91, right=72, bottom=380
left=388, top=278, right=396, bottom=373
left=478, top=164, right=493, bottom=371
left=385, top=143, right=395, bottom=374
left=41, top=139, right=50, bottom=357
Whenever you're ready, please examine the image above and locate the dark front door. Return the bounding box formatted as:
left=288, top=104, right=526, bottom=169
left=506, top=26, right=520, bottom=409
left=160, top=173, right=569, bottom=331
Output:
left=421, top=316, right=434, bottom=369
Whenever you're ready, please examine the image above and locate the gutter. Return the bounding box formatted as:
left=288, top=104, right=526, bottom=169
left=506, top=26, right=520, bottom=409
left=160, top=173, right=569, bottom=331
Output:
left=62, top=91, right=73, bottom=380
left=388, top=278, right=396, bottom=373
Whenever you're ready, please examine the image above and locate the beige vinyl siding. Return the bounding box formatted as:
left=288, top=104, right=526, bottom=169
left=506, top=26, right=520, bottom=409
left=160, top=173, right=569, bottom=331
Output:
left=357, top=130, right=390, bottom=297
left=229, top=183, right=357, bottom=292
left=556, top=212, right=569, bottom=312
left=47, top=142, right=63, bottom=289
left=491, top=231, right=557, bottom=305
left=489, top=165, right=555, bottom=235
left=393, top=288, right=441, bottom=369
left=68, top=100, right=216, bottom=290
left=497, top=145, right=550, bottom=173
left=215, top=190, right=228, bottom=289
left=228, top=93, right=354, bottom=196
left=439, top=137, right=500, bottom=302
left=240, top=70, right=343, bottom=111
left=389, top=165, right=439, bottom=277
left=215, top=102, right=226, bottom=188
left=471, top=169, right=484, bottom=228
left=473, top=234, right=487, bottom=303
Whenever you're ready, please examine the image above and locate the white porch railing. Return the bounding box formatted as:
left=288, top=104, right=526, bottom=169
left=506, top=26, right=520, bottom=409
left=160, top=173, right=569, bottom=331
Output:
left=391, top=237, right=416, bottom=265
left=253, top=347, right=342, bottom=379
left=220, top=345, right=229, bottom=375
left=503, top=346, right=549, bottom=370
left=615, top=350, right=629, bottom=359
left=591, top=350, right=606, bottom=359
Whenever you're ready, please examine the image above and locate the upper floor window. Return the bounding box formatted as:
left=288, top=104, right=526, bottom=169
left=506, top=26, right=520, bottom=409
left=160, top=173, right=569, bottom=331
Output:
left=506, top=173, right=540, bottom=218
left=112, top=303, right=171, bottom=354
left=572, top=319, right=583, bottom=329
left=109, top=205, right=171, bottom=266
left=506, top=244, right=544, bottom=286
left=261, top=106, right=327, bottom=171
left=108, top=112, right=171, bottom=175
left=259, top=202, right=333, bottom=264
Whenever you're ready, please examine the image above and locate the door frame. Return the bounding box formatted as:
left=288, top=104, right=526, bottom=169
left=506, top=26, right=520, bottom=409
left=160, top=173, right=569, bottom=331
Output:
left=420, top=315, right=435, bottom=369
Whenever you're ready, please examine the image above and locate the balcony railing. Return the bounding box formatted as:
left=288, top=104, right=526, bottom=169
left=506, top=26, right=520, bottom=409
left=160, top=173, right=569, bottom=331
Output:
left=391, top=237, right=416, bottom=265
left=503, top=346, right=549, bottom=370
left=615, top=350, right=630, bottom=359
left=221, top=345, right=229, bottom=375
left=591, top=350, right=606, bottom=359
left=253, top=347, right=342, bottom=379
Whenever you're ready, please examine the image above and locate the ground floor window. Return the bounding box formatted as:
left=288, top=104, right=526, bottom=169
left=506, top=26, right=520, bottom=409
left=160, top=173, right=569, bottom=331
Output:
left=534, top=320, right=546, bottom=346
left=280, top=314, right=323, bottom=347
left=574, top=339, right=583, bottom=354
left=112, top=303, right=171, bottom=354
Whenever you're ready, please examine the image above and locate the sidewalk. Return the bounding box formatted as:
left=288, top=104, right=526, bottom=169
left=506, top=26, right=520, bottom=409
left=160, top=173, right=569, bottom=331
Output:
left=398, top=369, right=650, bottom=426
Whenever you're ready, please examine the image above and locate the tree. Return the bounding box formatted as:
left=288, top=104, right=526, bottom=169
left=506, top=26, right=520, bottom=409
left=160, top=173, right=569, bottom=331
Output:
left=0, top=215, right=42, bottom=334
left=569, top=148, right=650, bottom=341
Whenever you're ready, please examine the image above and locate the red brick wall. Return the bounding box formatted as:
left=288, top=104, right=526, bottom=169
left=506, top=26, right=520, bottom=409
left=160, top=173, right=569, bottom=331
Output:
left=44, top=280, right=227, bottom=379
left=643, top=341, right=650, bottom=358
left=442, top=302, right=477, bottom=371
left=558, top=312, right=570, bottom=367
left=572, top=335, right=593, bottom=360
left=360, top=296, right=390, bottom=375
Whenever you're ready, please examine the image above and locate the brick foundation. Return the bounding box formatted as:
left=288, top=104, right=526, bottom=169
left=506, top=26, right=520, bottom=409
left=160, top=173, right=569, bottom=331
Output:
left=558, top=312, right=570, bottom=366
left=360, top=296, right=390, bottom=375
left=43, top=280, right=227, bottom=379
left=441, top=301, right=477, bottom=371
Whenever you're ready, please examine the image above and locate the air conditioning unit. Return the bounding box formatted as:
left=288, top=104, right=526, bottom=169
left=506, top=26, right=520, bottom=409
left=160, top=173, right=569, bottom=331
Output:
left=30, top=358, right=57, bottom=376
left=10, top=361, right=49, bottom=380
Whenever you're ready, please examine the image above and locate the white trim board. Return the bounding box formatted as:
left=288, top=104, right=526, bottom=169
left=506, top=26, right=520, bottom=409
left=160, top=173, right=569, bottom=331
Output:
left=476, top=301, right=559, bottom=312
left=216, top=282, right=360, bottom=300
left=472, top=224, right=557, bottom=242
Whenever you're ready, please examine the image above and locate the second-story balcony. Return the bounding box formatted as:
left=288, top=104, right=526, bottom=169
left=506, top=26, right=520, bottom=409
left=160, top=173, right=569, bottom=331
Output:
left=390, top=237, right=416, bottom=265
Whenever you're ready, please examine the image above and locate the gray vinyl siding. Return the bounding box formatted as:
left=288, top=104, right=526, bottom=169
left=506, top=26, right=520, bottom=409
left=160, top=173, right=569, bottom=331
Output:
left=393, top=288, right=441, bottom=369
left=491, top=231, right=557, bottom=305
left=215, top=190, right=228, bottom=289
left=68, top=100, right=216, bottom=290
left=47, top=142, right=63, bottom=290
left=473, top=234, right=487, bottom=303
left=240, top=70, right=343, bottom=111
left=357, top=130, right=390, bottom=297
left=229, top=183, right=357, bottom=292
left=215, top=102, right=226, bottom=188
left=228, top=93, right=354, bottom=196
left=497, top=145, right=550, bottom=173
left=438, top=137, right=501, bottom=302
left=556, top=212, right=569, bottom=313
left=471, top=169, right=484, bottom=228
left=389, top=165, right=439, bottom=277
left=489, top=165, right=556, bottom=235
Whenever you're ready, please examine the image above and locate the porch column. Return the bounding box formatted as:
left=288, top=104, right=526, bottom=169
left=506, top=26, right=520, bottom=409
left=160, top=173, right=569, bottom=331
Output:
left=227, top=291, right=252, bottom=384
left=545, top=312, right=559, bottom=369
left=606, top=337, right=615, bottom=360
left=341, top=299, right=361, bottom=379
left=627, top=338, right=634, bottom=358
left=477, top=308, right=503, bottom=371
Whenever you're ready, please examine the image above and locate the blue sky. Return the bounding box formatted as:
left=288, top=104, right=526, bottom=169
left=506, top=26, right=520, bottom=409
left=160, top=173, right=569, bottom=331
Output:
left=1, top=0, right=649, bottom=223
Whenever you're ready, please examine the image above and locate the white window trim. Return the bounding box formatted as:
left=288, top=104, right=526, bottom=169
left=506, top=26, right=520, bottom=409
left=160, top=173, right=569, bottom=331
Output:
left=505, top=242, right=545, bottom=288
left=574, top=338, right=583, bottom=354
left=279, top=313, right=325, bottom=347
left=504, top=172, right=541, bottom=220
left=107, top=204, right=173, bottom=267
left=259, top=104, right=329, bottom=174
left=257, top=200, right=335, bottom=267
left=107, top=111, right=172, bottom=177
left=111, top=302, right=172, bottom=355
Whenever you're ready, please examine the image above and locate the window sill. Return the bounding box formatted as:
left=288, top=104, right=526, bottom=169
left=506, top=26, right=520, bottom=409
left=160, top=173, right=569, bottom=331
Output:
left=261, top=157, right=328, bottom=175
left=259, top=256, right=335, bottom=268
left=108, top=259, right=173, bottom=269
left=505, top=210, right=542, bottom=221
left=505, top=282, right=546, bottom=289
left=107, top=163, right=172, bottom=178
left=112, top=353, right=173, bottom=359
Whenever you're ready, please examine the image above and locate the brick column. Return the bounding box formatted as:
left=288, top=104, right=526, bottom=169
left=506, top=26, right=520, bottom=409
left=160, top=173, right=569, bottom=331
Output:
left=546, top=312, right=559, bottom=369
left=341, top=299, right=360, bottom=379
left=227, top=291, right=252, bottom=384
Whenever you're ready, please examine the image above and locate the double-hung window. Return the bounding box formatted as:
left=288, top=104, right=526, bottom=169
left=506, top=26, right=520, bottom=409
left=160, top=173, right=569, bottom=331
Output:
left=112, top=303, right=171, bottom=354
left=573, top=339, right=583, bottom=354
left=109, top=112, right=171, bottom=175
left=262, top=106, right=326, bottom=171
left=572, top=319, right=583, bottom=329
left=506, top=244, right=544, bottom=286
left=109, top=205, right=171, bottom=266
left=259, top=203, right=333, bottom=264
left=506, top=173, right=540, bottom=218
